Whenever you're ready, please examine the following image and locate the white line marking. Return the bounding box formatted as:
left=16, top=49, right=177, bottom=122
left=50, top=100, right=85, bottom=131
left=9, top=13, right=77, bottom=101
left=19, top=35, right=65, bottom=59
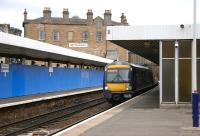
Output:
left=0, top=88, right=102, bottom=108
left=53, top=86, right=157, bottom=136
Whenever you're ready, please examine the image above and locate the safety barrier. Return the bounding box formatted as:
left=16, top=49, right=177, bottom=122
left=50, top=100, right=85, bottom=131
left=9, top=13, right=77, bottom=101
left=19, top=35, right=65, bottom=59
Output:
left=0, top=64, right=103, bottom=98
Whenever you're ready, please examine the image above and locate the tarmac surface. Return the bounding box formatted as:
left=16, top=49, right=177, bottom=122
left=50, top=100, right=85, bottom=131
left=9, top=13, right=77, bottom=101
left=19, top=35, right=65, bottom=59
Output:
left=55, top=86, right=200, bottom=136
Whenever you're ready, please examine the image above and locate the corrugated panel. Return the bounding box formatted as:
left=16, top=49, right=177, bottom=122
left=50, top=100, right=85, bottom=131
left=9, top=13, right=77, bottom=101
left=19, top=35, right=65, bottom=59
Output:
left=0, top=64, right=103, bottom=98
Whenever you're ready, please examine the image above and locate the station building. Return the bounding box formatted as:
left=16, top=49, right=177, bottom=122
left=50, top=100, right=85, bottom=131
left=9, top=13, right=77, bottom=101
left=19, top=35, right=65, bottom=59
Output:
left=0, top=24, right=22, bottom=36
left=0, top=24, right=22, bottom=64
left=107, top=25, right=200, bottom=104
left=22, top=8, right=155, bottom=66
left=22, top=8, right=129, bottom=61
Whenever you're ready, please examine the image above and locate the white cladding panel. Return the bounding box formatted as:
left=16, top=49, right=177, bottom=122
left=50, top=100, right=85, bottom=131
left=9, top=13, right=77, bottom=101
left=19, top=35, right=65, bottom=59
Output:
left=107, top=25, right=200, bottom=40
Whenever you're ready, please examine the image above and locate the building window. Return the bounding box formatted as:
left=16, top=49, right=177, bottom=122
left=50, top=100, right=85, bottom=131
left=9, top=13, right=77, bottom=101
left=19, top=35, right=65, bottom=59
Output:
left=82, top=32, right=89, bottom=43
left=96, top=31, right=103, bottom=42
left=67, top=31, right=74, bottom=42
left=96, top=20, right=103, bottom=29
left=53, top=31, right=60, bottom=41
left=38, top=31, right=45, bottom=40
left=107, top=50, right=118, bottom=60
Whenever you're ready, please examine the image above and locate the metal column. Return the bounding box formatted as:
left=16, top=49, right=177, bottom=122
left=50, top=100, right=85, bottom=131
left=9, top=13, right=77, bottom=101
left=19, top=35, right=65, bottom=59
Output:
left=192, top=0, right=199, bottom=127
left=175, top=41, right=179, bottom=104
left=159, top=40, right=162, bottom=104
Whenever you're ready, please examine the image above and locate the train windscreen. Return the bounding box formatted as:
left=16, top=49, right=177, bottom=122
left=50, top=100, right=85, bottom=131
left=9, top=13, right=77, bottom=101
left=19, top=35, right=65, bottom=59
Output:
left=106, top=68, right=130, bottom=83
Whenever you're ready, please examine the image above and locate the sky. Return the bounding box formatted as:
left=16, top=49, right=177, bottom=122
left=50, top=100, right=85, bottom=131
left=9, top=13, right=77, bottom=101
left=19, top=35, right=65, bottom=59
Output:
left=0, top=0, right=199, bottom=34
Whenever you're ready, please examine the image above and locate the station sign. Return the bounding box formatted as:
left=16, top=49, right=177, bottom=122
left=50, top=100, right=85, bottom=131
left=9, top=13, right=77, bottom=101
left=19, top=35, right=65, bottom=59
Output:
left=69, top=43, right=88, bottom=48
left=49, top=67, right=53, bottom=73
left=1, top=64, right=9, bottom=73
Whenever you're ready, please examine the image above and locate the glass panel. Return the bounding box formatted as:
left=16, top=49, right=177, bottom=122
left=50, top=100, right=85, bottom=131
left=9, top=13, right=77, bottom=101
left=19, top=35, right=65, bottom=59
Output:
left=179, top=59, right=191, bottom=102
left=96, top=32, right=103, bottom=42
left=197, top=40, right=200, bottom=58
left=106, top=68, right=130, bottom=83
left=162, top=41, right=175, bottom=58
left=107, top=50, right=118, bottom=60
left=162, top=59, right=175, bottom=102
left=53, top=32, right=59, bottom=41
left=38, top=31, right=45, bottom=40
left=82, top=32, right=89, bottom=43
left=179, top=40, right=191, bottom=58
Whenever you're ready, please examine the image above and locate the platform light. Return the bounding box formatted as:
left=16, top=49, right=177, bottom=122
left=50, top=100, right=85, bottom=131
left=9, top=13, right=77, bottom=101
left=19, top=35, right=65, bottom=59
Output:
left=175, top=41, right=179, bottom=48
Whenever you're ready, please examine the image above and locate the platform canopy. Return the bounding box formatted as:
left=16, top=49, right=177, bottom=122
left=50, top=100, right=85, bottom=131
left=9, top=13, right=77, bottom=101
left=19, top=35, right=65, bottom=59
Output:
left=0, top=32, right=113, bottom=66
left=107, top=25, right=200, bottom=64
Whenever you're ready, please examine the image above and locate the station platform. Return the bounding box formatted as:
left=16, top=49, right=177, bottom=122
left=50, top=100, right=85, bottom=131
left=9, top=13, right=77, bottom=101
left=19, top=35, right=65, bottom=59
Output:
left=0, top=87, right=102, bottom=108
left=55, top=86, right=200, bottom=136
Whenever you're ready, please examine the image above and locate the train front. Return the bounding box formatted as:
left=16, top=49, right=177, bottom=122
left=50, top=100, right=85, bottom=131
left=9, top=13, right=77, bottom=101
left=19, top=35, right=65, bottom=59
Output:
left=103, top=63, right=133, bottom=102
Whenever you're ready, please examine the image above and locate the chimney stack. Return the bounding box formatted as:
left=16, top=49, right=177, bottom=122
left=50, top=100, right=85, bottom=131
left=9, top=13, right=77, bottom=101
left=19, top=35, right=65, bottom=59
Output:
left=87, top=9, right=93, bottom=23
left=24, top=9, right=27, bottom=21
left=63, top=8, right=69, bottom=22
left=120, top=13, right=128, bottom=25
left=104, top=10, right=112, bottom=26
left=43, top=7, right=51, bottom=19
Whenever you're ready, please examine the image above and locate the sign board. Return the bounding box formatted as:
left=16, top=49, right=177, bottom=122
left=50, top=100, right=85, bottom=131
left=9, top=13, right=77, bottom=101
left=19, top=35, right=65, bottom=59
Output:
left=49, top=67, right=53, bottom=73
left=1, top=64, right=9, bottom=73
left=69, top=43, right=88, bottom=48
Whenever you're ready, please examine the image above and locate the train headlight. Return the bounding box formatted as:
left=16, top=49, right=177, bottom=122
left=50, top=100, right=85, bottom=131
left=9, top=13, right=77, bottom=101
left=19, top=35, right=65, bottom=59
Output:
left=104, top=86, right=108, bottom=90
left=126, top=85, right=132, bottom=90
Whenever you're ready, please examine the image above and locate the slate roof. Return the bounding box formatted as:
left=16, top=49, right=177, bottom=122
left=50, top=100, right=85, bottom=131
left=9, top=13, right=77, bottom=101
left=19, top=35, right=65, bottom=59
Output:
left=24, top=16, right=127, bottom=26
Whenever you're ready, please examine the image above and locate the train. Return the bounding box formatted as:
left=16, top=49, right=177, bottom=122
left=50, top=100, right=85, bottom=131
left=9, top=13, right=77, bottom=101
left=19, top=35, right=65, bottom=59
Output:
left=103, top=61, right=155, bottom=103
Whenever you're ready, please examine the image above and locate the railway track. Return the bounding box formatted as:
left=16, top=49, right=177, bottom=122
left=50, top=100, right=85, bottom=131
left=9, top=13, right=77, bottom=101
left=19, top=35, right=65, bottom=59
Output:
left=0, top=97, right=111, bottom=136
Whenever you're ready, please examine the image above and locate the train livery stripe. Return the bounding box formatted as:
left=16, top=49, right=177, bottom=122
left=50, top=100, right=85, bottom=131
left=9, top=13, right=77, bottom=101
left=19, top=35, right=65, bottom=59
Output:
left=107, top=83, right=129, bottom=92
left=107, top=65, right=130, bottom=69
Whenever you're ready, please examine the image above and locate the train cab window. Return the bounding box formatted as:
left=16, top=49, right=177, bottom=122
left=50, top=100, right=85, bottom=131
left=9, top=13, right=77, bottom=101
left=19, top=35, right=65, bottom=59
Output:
left=106, top=69, right=130, bottom=83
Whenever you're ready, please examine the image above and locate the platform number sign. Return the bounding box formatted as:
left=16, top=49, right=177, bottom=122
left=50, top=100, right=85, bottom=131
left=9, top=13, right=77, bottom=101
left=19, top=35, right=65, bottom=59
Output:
left=1, top=64, right=9, bottom=77
left=49, top=67, right=53, bottom=76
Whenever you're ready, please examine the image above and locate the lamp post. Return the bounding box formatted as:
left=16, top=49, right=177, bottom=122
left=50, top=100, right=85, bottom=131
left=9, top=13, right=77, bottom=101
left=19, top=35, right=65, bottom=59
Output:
left=192, top=0, right=199, bottom=127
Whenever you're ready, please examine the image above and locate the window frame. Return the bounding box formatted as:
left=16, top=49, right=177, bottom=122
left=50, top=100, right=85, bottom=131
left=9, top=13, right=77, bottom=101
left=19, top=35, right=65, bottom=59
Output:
left=53, top=31, right=60, bottom=41
left=96, top=31, right=103, bottom=42
left=82, top=31, right=89, bottom=43
left=38, top=31, right=45, bottom=41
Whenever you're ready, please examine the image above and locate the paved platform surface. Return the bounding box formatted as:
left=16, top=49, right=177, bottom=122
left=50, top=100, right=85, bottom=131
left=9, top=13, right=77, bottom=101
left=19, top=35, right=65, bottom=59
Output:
left=56, top=86, right=200, bottom=136
left=0, top=87, right=102, bottom=108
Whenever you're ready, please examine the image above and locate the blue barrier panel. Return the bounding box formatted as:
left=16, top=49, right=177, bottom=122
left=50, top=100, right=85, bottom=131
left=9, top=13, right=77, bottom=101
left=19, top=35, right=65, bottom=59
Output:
left=0, top=64, right=104, bottom=99
left=0, top=65, right=12, bottom=98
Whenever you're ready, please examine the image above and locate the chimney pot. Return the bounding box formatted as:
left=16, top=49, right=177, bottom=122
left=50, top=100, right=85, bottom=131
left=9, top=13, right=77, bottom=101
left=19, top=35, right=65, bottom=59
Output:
left=43, top=7, right=51, bottom=19
left=104, top=10, right=112, bottom=25
left=24, top=8, right=27, bottom=21
left=87, top=9, right=93, bottom=23
left=63, top=8, right=69, bottom=21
